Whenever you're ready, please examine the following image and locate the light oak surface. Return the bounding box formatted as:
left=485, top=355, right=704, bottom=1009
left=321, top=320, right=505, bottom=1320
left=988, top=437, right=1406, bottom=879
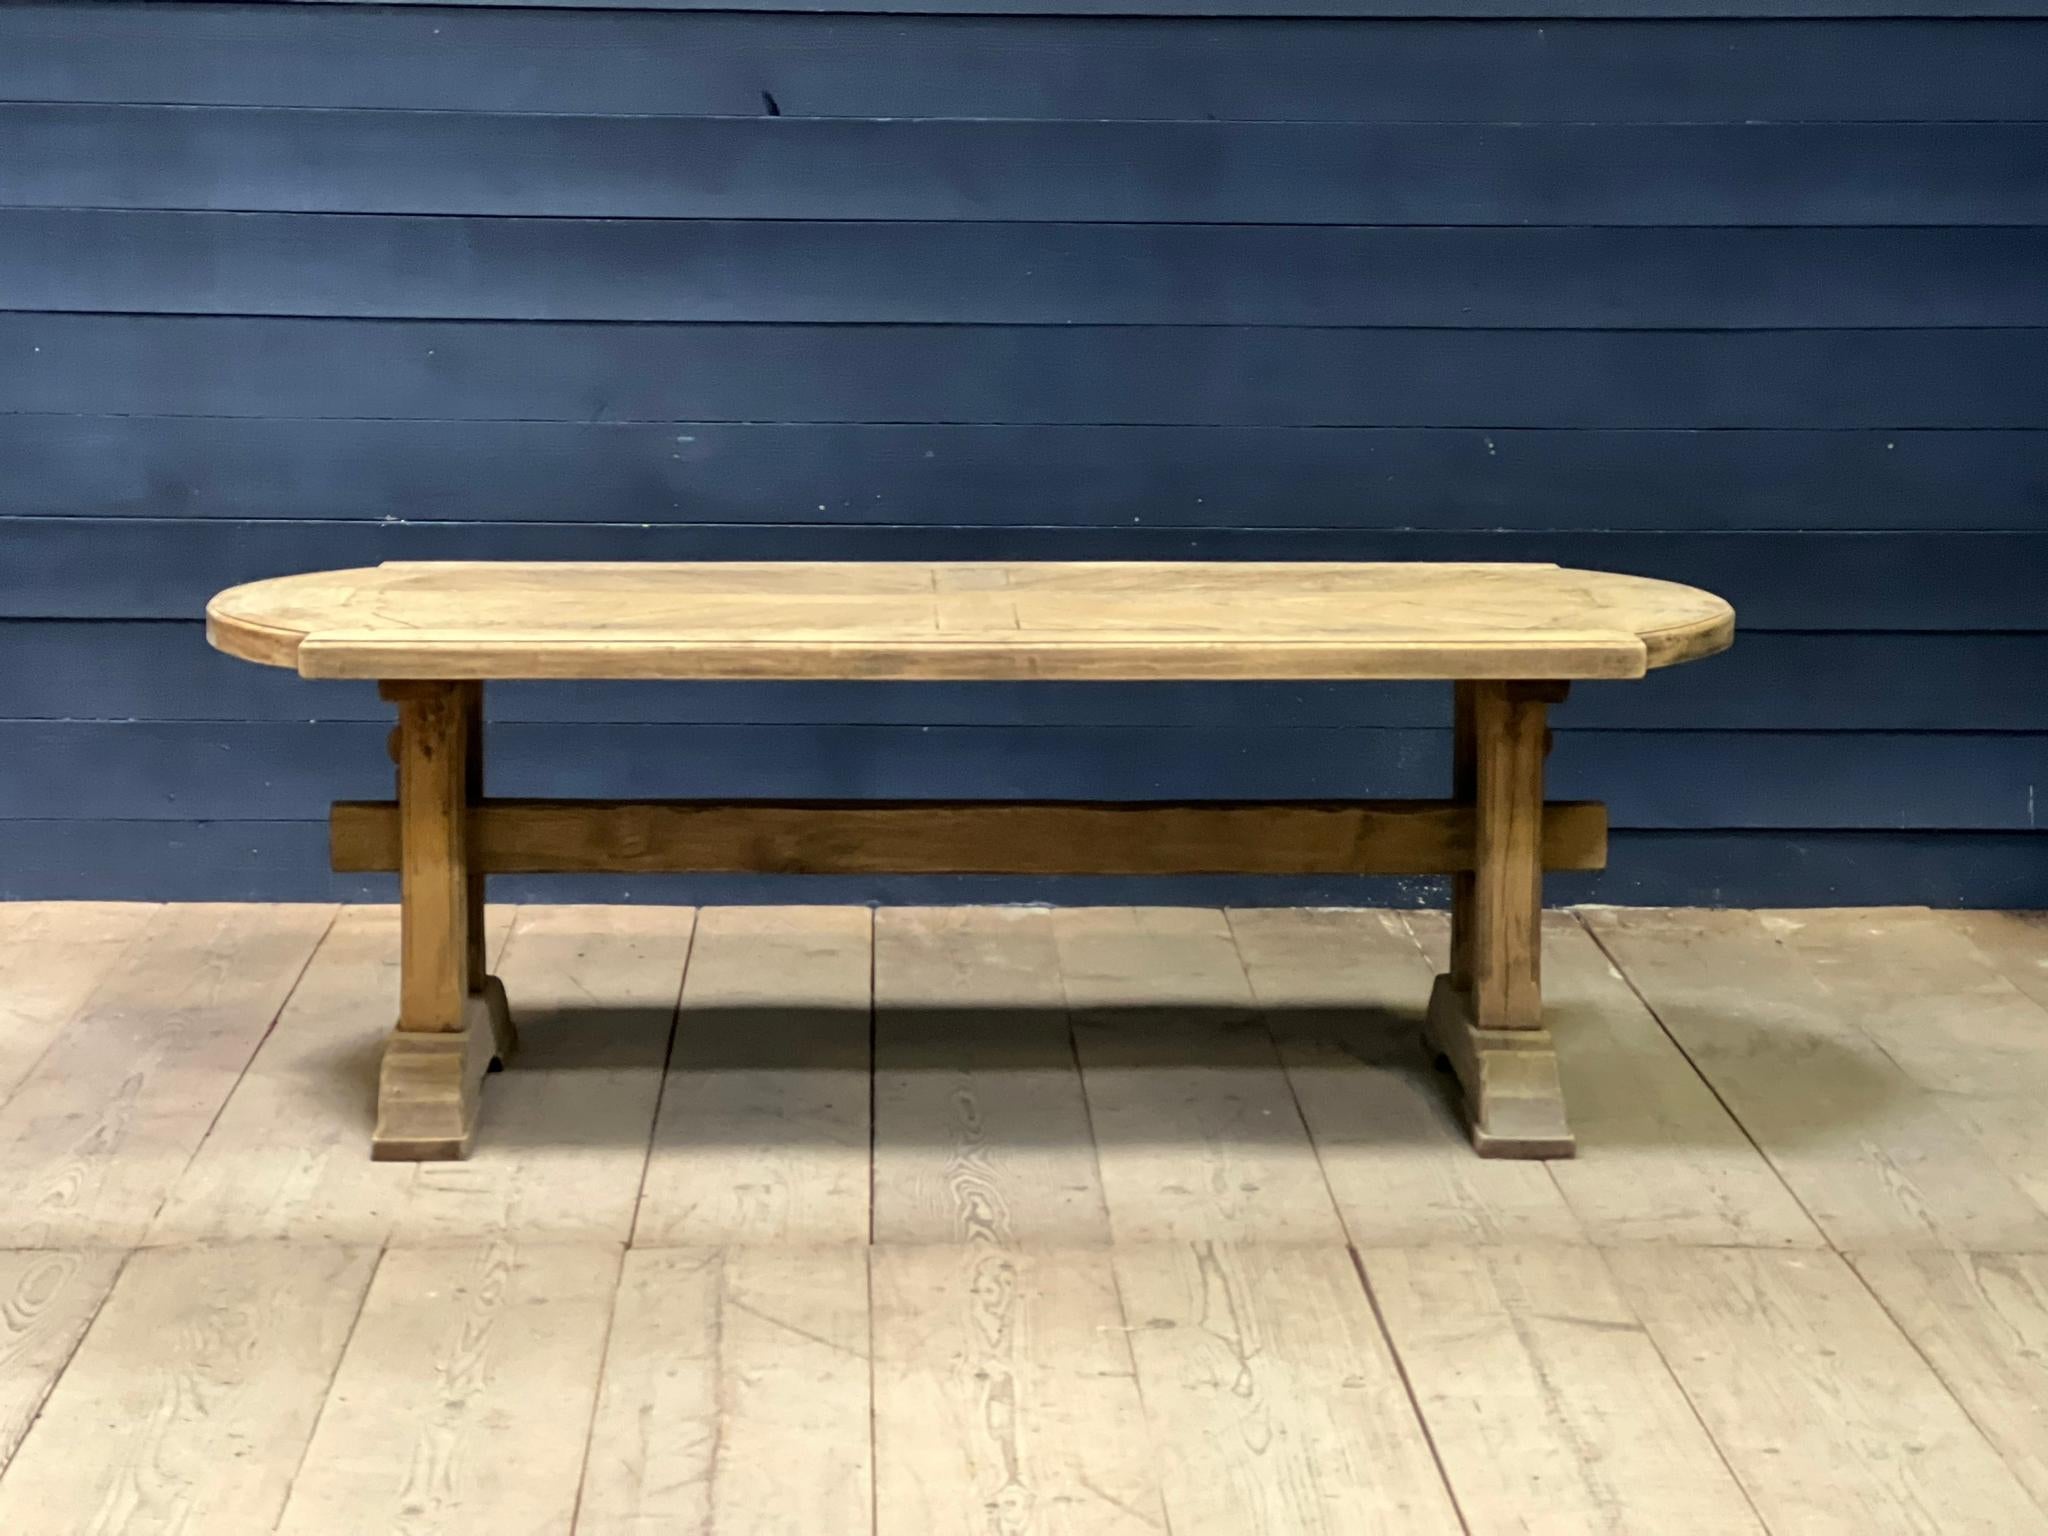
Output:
left=0, top=898, right=2043, bottom=1536
left=208, top=560, right=1733, bottom=680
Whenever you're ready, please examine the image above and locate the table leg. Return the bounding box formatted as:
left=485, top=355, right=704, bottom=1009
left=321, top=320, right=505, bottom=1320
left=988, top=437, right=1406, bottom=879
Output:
left=372, top=680, right=516, bottom=1161
left=1427, top=679, right=1575, bottom=1157
left=462, top=682, right=518, bottom=1068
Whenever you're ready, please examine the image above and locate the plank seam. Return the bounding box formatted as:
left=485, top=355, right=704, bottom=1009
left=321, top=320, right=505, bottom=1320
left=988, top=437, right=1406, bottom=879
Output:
left=145, top=902, right=343, bottom=1240
left=1343, top=1246, right=1475, bottom=1536
left=623, top=909, right=699, bottom=1249
left=1574, top=911, right=1832, bottom=1246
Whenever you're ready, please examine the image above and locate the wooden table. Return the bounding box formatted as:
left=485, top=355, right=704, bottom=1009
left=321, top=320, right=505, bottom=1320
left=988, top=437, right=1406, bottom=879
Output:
left=208, top=560, right=1733, bottom=1161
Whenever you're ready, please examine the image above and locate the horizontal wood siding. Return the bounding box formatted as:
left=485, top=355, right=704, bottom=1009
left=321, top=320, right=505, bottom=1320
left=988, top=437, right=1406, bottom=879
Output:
left=1, top=0, right=2041, bottom=904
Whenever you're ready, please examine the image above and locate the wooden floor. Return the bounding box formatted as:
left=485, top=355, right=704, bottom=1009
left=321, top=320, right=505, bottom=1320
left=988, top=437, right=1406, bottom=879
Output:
left=1, top=904, right=2047, bottom=1534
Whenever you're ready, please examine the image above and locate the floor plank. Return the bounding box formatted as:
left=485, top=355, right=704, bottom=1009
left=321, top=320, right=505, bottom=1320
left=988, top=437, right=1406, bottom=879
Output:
left=1610, top=1246, right=2048, bottom=1535
left=1113, top=1241, right=1461, bottom=1535
left=0, top=1250, right=126, bottom=1478
left=1759, top=908, right=2048, bottom=1229
left=1365, top=1243, right=1765, bottom=1535
left=1228, top=906, right=1583, bottom=1245
left=145, top=903, right=513, bottom=1246
left=399, top=903, right=690, bottom=1245
left=1053, top=908, right=1344, bottom=1244
left=1851, top=1249, right=2048, bottom=1516
left=1408, top=909, right=1822, bottom=1247
left=0, top=903, right=156, bottom=1108
left=1582, top=907, right=2048, bottom=1252
left=1761, top=908, right=2048, bottom=1100
left=0, top=1243, right=376, bottom=1535
left=871, top=1244, right=1167, bottom=1536
left=275, top=1241, right=622, bottom=1536
left=636, top=905, right=873, bottom=1246
left=1950, top=910, right=2048, bottom=1013
left=0, top=904, right=337, bottom=1248
left=872, top=906, right=1109, bottom=1246
left=580, top=1246, right=872, bottom=1536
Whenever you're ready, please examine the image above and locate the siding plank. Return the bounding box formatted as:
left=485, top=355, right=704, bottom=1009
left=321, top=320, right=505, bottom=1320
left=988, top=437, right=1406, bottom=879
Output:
left=7, top=315, right=2045, bottom=427
left=2, top=720, right=2042, bottom=831
left=8, top=9, right=2043, bottom=122
left=2, top=1, right=2041, bottom=909
left=8, top=521, right=2043, bottom=631
left=9, top=106, right=2045, bottom=223
left=10, top=625, right=2048, bottom=733
left=11, top=418, right=2047, bottom=532
left=125, top=0, right=2048, bottom=16
left=19, top=211, right=2048, bottom=329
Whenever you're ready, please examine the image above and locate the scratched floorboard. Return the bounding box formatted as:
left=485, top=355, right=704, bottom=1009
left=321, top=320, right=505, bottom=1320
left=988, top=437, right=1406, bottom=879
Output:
left=0, top=901, right=2043, bottom=1535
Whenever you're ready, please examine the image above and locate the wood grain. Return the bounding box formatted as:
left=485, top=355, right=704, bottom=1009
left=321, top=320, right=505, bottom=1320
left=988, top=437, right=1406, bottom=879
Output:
left=329, top=796, right=1611, bottom=876
left=1949, top=909, right=2048, bottom=1012
left=1761, top=908, right=2048, bottom=1096
left=1365, top=1244, right=1767, bottom=1534
left=387, top=681, right=469, bottom=1035
left=396, top=903, right=691, bottom=1242
left=207, top=560, right=1732, bottom=681
left=276, top=1242, right=621, bottom=1536
left=1052, top=907, right=1346, bottom=1244
left=143, top=903, right=512, bottom=1246
left=0, top=903, right=335, bottom=1248
left=1611, top=1246, right=2048, bottom=1534
left=0, top=902, right=155, bottom=1105
left=872, top=907, right=1110, bottom=1246
left=1113, top=1242, right=1460, bottom=1535
left=580, top=1246, right=872, bottom=1535
left=0, top=1250, right=125, bottom=1478
left=871, top=1244, right=1166, bottom=1536
left=1468, top=679, right=1548, bottom=1030
left=1581, top=907, right=2048, bottom=1251
left=0, top=1243, right=377, bottom=1535
left=1229, top=906, right=1583, bottom=1244
left=1410, top=909, right=1821, bottom=1246
left=8, top=8, right=2038, bottom=124
left=1851, top=1250, right=2048, bottom=1515
left=635, top=905, right=873, bottom=1245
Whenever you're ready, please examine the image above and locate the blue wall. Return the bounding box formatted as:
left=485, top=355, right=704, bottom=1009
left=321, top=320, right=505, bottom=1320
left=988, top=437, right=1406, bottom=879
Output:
left=2, top=1, right=2044, bottom=906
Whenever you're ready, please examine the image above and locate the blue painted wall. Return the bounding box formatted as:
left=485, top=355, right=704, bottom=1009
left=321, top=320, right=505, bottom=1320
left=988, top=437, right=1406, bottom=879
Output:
left=2, top=1, right=2044, bottom=906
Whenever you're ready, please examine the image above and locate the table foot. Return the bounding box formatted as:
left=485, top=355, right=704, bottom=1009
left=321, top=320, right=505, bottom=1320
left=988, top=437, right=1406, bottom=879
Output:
left=372, top=975, right=516, bottom=1161
left=1424, top=973, right=1575, bottom=1159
